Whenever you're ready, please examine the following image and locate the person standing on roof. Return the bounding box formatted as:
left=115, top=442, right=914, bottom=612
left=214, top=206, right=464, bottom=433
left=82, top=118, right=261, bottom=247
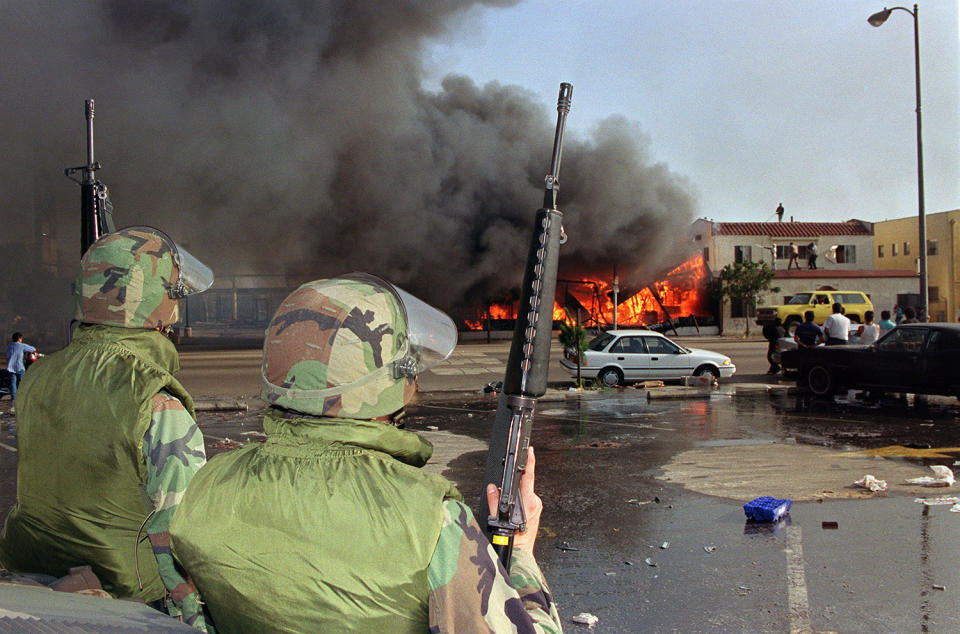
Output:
left=787, top=242, right=801, bottom=270
left=806, top=242, right=818, bottom=269
left=0, top=227, right=214, bottom=631
left=170, top=274, right=563, bottom=633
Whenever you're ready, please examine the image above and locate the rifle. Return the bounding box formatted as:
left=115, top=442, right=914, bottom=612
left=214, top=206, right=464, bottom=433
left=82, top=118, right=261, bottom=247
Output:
left=65, top=99, right=116, bottom=255
left=482, top=82, right=572, bottom=571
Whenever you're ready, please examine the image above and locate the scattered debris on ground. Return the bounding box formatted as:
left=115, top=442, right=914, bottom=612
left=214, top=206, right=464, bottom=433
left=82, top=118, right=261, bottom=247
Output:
left=854, top=474, right=888, bottom=492
left=571, top=612, right=599, bottom=626
left=906, top=465, right=955, bottom=487
left=743, top=496, right=792, bottom=521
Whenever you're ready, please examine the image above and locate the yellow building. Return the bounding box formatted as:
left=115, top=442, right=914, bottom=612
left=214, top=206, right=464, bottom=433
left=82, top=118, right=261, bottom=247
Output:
left=873, top=209, right=960, bottom=322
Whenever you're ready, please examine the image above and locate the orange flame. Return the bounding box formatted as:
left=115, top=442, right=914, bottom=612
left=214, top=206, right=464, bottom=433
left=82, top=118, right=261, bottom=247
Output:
left=463, top=253, right=711, bottom=330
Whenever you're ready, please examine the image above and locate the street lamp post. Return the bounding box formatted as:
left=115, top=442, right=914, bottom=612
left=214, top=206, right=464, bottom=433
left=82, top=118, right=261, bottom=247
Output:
left=868, top=4, right=927, bottom=320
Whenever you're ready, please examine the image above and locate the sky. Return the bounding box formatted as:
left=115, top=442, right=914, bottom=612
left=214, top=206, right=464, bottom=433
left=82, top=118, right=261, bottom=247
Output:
left=425, top=0, right=960, bottom=224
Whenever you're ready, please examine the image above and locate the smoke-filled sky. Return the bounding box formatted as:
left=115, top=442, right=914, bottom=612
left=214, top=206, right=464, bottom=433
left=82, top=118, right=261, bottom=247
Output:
left=1, top=0, right=699, bottom=316
left=428, top=1, right=960, bottom=225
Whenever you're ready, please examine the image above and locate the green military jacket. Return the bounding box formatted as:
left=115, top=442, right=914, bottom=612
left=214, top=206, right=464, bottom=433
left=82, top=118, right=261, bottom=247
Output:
left=0, top=325, right=193, bottom=601
left=170, top=408, right=461, bottom=633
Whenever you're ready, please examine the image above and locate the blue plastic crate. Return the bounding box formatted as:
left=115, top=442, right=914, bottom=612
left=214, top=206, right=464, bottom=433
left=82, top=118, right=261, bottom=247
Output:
left=743, top=496, right=792, bottom=522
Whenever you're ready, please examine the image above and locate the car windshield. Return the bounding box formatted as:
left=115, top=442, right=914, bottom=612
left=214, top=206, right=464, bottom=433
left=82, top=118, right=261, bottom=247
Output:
left=787, top=293, right=811, bottom=305
left=588, top=333, right=616, bottom=351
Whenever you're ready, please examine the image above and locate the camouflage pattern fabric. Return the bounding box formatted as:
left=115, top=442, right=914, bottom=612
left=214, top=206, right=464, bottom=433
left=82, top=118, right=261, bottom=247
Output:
left=261, top=278, right=416, bottom=419
left=76, top=227, right=181, bottom=329
left=428, top=499, right=563, bottom=633
left=143, top=391, right=212, bottom=632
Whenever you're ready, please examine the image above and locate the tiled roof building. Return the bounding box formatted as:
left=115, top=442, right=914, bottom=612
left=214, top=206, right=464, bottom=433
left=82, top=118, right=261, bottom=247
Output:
left=689, top=217, right=918, bottom=334
left=713, top=221, right=873, bottom=238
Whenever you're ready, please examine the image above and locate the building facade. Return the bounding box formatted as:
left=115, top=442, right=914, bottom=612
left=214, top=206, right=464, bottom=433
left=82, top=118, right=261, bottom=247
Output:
left=873, top=209, right=960, bottom=322
left=691, top=218, right=918, bottom=333
left=691, top=218, right=876, bottom=274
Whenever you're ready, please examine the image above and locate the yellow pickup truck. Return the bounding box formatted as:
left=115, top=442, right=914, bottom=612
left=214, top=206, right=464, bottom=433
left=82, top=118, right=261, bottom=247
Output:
left=756, top=290, right=874, bottom=335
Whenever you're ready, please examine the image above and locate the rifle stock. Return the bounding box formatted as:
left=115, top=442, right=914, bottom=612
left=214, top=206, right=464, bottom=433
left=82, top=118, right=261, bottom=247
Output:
left=483, top=82, right=572, bottom=570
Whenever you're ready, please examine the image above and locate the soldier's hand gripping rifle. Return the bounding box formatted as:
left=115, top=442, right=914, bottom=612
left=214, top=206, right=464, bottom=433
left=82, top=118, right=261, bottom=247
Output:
left=65, top=99, right=116, bottom=255
left=483, top=82, right=572, bottom=571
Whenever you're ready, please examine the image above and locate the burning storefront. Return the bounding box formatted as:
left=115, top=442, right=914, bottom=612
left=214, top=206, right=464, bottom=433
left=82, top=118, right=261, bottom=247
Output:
left=459, top=252, right=715, bottom=333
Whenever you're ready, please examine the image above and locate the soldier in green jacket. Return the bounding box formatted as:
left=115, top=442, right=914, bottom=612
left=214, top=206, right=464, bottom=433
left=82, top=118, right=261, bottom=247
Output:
left=0, top=227, right=215, bottom=631
left=170, top=273, right=563, bottom=633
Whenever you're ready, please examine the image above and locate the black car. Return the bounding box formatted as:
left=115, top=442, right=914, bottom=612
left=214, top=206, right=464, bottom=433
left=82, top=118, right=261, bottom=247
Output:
left=781, top=323, right=960, bottom=398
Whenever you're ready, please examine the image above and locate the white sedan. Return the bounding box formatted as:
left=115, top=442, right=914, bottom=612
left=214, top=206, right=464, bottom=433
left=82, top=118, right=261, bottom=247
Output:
left=560, top=329, right=736, bottom=387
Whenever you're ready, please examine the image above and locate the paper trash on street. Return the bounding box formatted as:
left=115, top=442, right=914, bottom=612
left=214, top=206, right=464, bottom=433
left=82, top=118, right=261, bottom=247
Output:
left=854, top=475, right=887, bottom=492
left=906, top=465, right=955, bottom=487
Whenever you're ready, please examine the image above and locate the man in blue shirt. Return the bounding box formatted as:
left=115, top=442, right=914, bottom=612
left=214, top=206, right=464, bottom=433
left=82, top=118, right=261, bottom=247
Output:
left=6, top=332, right=36, bottom=408
left=794, top=311, right=824, bottom=348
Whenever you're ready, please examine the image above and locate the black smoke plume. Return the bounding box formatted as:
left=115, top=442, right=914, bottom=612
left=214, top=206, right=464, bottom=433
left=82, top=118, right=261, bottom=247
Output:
left=0, top=0, right=696, bottom=341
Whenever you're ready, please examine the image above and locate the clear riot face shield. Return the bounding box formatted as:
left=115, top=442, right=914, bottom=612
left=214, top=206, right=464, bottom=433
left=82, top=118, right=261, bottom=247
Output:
left=341, top=273, right=458, bottom=377
left=170, top=245, right=215, bottom=298
left=122, top=225, right=215, bottom=299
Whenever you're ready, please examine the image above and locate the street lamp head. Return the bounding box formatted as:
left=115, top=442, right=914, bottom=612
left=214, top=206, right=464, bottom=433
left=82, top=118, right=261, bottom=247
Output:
left=868, top=8, right=892, bottom=27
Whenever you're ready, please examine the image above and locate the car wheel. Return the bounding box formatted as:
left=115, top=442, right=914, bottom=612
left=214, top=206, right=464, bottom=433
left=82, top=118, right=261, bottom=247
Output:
left=597, top=367, right=623, bottom=388
left=806, top=365, right=835, bottom=397
left=694, top=365, right=720, bottom=379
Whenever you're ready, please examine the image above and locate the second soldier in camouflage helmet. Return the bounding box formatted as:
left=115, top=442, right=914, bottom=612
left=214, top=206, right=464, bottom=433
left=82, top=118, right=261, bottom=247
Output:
left=260, top=275, right=416, bottom=419
left=75, top=226, right=213, bottom=330
left=0, top=227, right=215, bottom=631
left=170, top=273, right=563, bottom=632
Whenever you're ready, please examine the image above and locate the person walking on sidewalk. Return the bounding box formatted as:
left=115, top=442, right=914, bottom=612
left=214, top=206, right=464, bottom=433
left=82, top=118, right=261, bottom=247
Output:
left=763, top=318, right=785, bottom=374
left=5, top=332, right=36, bottom=411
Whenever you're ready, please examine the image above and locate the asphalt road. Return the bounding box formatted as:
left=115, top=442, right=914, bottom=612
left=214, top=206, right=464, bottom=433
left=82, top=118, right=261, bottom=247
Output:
left=4, top=337, right=960, bottom=631
left=175, top=336, right=774, bottom=399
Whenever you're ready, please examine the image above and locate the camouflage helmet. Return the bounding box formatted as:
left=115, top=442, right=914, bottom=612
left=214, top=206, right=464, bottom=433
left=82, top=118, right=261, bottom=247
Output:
left=75, top=226, right=214, bottom=329
left=261, top=273, right=457, bottom=419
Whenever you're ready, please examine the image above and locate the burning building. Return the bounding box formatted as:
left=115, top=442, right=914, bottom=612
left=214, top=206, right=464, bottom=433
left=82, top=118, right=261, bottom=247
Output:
left=461, top=252, right=714, bottom=333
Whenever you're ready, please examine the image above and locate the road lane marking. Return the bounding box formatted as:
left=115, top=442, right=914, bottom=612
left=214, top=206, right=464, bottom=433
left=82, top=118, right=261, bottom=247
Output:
left=785, top=525, right=812, bottom=633
left=0, top=441, right=16, bottom=453
left=839, top=445, right=960, bottom=459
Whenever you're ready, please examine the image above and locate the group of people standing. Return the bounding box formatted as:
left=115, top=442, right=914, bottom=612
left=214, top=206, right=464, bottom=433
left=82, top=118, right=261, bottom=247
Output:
left=797, top=304, right=891, bottom=348
left=0, top=226, right=563, bottom=633
left=764, top=302, right=916, bottom=374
